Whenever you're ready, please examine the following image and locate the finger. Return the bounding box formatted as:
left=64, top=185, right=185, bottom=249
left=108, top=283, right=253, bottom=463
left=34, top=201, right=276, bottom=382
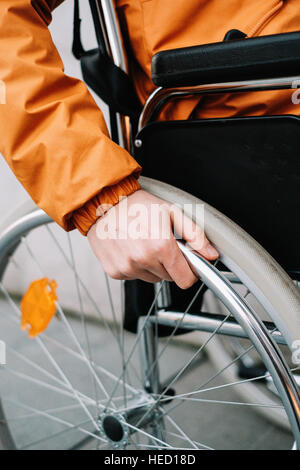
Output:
left=131, top=247, right=173, bottom=282
left=101, top=265, right=161, bottom=283
left=161, top=237, right=198, bottom=289
left=134, top=271, right=163, bottom=283
left=101, top=249, right=169, bottom=283
left=146, top=262, right=173, bottom=283
left=170, top=206, right=219, bottom=260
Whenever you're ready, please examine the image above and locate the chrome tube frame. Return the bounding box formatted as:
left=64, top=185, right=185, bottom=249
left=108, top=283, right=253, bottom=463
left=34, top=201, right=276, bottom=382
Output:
left=94, top=0, right=131, bottom=150
left=138, top=317, right=160, bottom=394
left=95, top=1, right=127, bottom=70
left=152, top=310, right=286, bottom=345
left=138, top=76, right=300, bottom=131
left=0, top=210, right=51, bottom=280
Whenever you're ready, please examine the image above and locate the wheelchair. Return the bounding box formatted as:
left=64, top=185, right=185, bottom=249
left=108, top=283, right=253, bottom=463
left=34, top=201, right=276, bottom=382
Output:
left=0, top=0, right=299, bottom=450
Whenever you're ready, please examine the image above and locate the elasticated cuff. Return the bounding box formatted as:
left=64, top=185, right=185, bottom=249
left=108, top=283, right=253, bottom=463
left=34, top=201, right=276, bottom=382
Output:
left=71, top=175, right=141, bottom=236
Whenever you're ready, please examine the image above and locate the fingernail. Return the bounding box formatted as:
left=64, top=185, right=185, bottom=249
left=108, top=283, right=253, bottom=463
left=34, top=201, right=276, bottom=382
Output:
left=206, top=245, right=219, bottom=259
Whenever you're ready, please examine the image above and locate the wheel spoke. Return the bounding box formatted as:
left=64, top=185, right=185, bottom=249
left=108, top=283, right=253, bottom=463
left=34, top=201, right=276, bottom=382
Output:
left=123, top=420, right=171, bottom=449
left=0, top=403, right=98, bottom=423
left=164, top=414, right=212, bottom=450
left=41, top=332, right=138, bottom=394
left=162, top=429, right=213, bottom=450
left=6, top=347, right=99, bottom=405
left=161, top=395, right=284, bottom=408
left=163, top=414, right=199, bottom=450
left=197, top=326, right=278, bottom=392
left=103, top=281, right=166, bottom=410
left=4, top=368, right=96, bottom=406
left=67, top=234, right=102, bottom=413
left=157, top=373, right=270, bottom=403
left=3, top=398, right=105, bottom=449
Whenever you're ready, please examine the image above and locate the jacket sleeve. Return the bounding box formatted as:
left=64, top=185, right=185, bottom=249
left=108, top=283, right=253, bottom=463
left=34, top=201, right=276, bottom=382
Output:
left=0, top=0, right=141, bottom=234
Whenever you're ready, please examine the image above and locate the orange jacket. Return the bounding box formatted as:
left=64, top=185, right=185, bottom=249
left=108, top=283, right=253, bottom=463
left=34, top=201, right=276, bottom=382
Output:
left=0, top=0, right=299, bottom=235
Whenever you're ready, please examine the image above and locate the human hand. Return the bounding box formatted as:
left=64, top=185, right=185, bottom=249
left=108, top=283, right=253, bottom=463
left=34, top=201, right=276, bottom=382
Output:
left=87, top=190, right=218, bottom=289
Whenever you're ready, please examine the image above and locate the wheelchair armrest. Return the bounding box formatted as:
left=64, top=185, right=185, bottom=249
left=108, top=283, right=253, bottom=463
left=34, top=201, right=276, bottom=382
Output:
left=151, top=31, right=300, bottom=87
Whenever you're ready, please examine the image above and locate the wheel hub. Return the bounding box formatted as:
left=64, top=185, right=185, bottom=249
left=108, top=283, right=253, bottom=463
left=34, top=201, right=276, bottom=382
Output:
left=99, top=412, right=129, bottom=448
left=98, top=392, right=156, bottom=448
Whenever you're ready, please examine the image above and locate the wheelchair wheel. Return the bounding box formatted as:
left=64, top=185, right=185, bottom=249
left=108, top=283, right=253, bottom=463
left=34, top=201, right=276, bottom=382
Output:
left=0, top=177, right=299, bottom=450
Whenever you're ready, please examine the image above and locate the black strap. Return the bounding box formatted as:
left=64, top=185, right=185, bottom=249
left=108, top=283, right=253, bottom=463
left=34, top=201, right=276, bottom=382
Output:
left=72, top=0, right=85, bottom=59
left=80, top=49, right=142, bottom=118
left=71, top=0, right=142, bottom=142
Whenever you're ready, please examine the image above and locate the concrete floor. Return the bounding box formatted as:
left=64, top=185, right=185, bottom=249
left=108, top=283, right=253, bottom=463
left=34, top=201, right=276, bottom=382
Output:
left=0, top=297, right=294, bottom=451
